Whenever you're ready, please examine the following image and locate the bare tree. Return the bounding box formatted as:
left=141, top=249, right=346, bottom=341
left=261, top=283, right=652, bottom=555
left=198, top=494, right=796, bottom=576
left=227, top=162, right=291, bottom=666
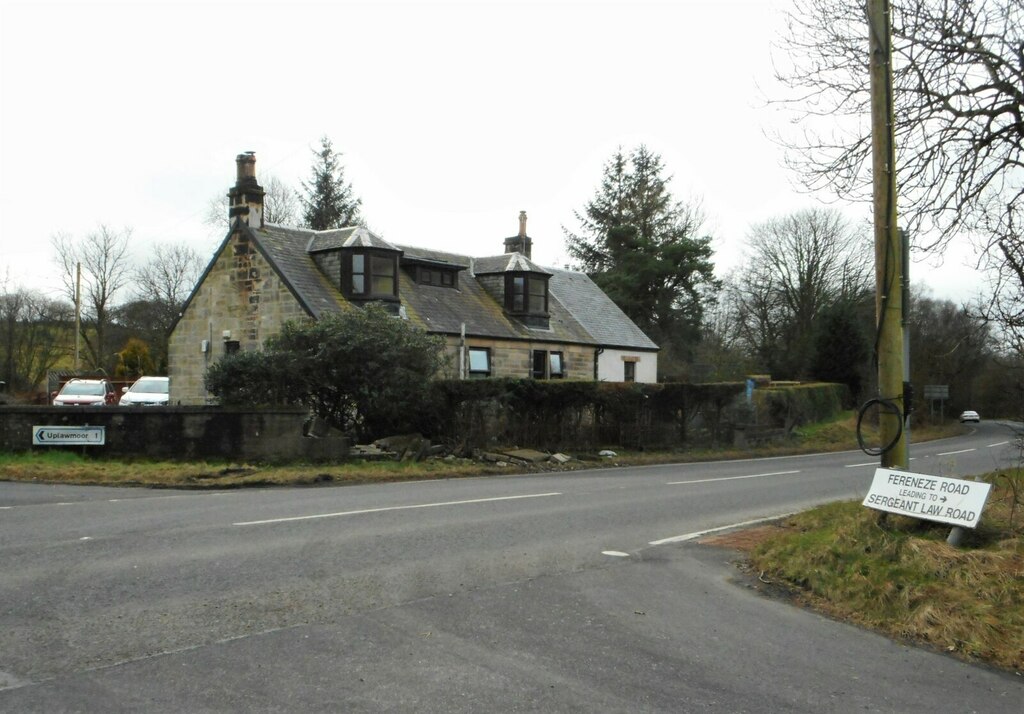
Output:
left=727, top=208, right=873, bottom=378
left=0, top=285, right=72, bottom=395
left=128, top=242, right=204, bottom=370
left=263, top=176, right=301, bottom=226
left=691, top=293, right=755, bottom=382
left=980, top=234, right=1024, bottom=356
left=52, top=226, right=133, bottom=371
left=204, top=174, right=301, bottom=232
left=724, top=267, right=788, bottom=374
left=909, top=291, right=993, bottom=411
left=134, top=242, right=203, bottom=320
left=775, top=0, right=1024, bottom=251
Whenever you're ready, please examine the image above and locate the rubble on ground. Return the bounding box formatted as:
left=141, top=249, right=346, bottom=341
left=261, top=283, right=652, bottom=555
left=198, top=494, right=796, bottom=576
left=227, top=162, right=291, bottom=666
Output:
left=348, top=436, right=583, bottom=470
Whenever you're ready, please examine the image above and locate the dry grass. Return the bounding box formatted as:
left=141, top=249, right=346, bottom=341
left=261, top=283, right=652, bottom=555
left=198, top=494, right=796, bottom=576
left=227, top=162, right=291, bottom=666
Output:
left=745, top=475, right=1024, bottom=673
left=0, top=451, right=506, bottom=489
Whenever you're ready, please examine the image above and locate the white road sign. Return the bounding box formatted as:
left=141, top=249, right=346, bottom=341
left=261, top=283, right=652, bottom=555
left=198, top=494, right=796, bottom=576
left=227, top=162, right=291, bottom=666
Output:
left=32, top=425, right=106, bottom=446
left=863, top=468, right=992, bottom=528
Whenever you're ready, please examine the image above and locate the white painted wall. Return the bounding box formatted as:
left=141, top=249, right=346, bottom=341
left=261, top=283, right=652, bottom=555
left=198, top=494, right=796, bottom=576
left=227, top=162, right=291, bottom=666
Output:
left=597, top=349, right=658, bottom=383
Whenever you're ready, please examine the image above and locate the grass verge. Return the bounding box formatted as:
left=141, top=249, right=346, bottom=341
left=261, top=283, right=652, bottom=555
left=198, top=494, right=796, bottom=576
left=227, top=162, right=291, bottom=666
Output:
left=0, top=450, right=510, bottom=488
left=746, top=470, right=1024, bottom=674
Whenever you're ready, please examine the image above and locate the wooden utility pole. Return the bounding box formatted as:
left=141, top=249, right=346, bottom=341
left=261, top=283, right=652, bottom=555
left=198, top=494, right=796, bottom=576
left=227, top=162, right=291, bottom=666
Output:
left=868, top=0, right=908, bottom=468
left=74, top=262, right=81, bottom=371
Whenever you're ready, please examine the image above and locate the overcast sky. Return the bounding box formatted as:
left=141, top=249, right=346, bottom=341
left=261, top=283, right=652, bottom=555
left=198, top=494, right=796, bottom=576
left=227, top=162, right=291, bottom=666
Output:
left=0, top=0, right=987, bottom=304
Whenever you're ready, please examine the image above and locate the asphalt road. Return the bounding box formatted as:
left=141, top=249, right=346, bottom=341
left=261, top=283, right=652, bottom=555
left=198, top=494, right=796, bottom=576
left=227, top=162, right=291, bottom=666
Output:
left=1, top=421, right=1021, bottom=712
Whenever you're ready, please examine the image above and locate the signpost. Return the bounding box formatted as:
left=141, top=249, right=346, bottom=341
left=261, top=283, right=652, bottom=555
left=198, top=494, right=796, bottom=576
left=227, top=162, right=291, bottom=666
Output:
left=863, top=468, right=991, bottom=529
left=32, top=425, right=106, bottom=446
left=923, top=384, right=950, bottom=421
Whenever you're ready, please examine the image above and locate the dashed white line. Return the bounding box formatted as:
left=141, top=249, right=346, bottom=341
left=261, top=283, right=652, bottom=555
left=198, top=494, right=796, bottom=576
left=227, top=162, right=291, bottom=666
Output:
left=937, top=448, right=976, bottom=456
left=602, top=551, right=630, bottom=557
left=234, top=492, right=562, bottom=526
left=649, top=513, right=797, bottom=546
left=987, top=441, right=1009, bottom=447
left=666, top=470, right=799, bottom=486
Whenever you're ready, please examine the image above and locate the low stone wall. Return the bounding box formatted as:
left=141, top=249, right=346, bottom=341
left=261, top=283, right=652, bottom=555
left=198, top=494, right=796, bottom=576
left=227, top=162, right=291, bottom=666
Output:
left=0, top=406, right=349, bottom=462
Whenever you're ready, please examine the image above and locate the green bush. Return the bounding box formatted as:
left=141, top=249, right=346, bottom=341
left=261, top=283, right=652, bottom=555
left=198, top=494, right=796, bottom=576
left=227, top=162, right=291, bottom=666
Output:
left=206, top=306, right=446, bottom=440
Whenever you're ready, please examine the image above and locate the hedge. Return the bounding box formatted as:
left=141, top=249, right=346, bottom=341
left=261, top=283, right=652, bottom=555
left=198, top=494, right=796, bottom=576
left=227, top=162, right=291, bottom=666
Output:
left=421, top=380, right=848, bottom=452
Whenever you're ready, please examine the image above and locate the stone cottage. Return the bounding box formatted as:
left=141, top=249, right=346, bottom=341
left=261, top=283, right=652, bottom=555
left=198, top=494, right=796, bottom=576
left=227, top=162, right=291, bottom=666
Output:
left=167, top=153, right=659, bottom=404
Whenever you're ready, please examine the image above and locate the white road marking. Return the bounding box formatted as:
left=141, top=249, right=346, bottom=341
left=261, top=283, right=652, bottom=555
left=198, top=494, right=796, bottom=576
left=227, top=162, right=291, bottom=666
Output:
left=602, top=551, right=630, bottom=557
left=846, top=457, right=917, bottom=468
left=0, top=507, right=11, bottom=510
left=666, top=470, right=799, bottom=486
left=936, top=448, right=976, bottom=456
left=80, top=537, right=91, bottom=541
left=234, top=492, right=563, bottom=526
left=649, top=512, right=797, bottom=546
left=988, top=441, right=1009, bottom=447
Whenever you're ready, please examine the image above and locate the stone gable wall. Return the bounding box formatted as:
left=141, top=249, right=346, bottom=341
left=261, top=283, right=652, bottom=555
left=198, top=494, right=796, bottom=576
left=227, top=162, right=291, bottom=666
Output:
left=168, top=229, right=309, bottom=405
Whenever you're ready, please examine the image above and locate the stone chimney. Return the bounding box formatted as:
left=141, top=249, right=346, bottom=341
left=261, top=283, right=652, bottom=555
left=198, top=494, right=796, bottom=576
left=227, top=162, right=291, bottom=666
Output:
left=228, top=152, right=265, bottom=228
left=503, top=210, right=532, bottom=258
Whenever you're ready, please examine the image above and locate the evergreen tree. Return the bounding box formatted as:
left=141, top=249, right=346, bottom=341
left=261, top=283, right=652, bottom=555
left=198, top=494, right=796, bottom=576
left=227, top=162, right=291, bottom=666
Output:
left=564, top=146, right=719, bottom=366
left=301, top=136, right=362, bottom=230
left=810, top=300, right=870, bottom=403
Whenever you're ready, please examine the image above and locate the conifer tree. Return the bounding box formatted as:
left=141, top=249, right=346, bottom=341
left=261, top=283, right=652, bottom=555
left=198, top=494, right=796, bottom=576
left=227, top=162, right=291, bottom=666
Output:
left=564, top=145, right=718, bottom=366
left=301, top=136, right=362, bottom=230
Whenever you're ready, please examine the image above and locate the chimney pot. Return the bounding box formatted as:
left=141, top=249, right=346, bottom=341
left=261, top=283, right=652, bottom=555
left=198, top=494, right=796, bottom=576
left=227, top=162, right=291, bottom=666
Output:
left=236, top=152, right=257, bottom=182
left=503, top=211, right=533, bottom=259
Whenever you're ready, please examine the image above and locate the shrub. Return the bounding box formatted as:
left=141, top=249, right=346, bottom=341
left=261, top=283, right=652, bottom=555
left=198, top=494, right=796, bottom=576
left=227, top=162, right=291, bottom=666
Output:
left=206, top=305, right=446, bottom=440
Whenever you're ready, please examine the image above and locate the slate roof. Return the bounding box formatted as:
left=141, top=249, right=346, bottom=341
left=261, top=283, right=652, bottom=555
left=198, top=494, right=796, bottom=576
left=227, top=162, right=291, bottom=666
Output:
left=307, top=226, right=400, bottom=253
left=547, top=270, right=659, bottom=350
left=239, top=224, right=657, bottom=351
left=473, top=253, right=552, bottom=275
left=252, top=224, right=348, bottom=319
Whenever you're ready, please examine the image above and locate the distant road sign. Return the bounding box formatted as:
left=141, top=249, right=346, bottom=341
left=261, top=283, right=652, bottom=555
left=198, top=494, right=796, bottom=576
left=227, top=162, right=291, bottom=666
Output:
left=923, top=384, right=949, bottom=399
left=32, top=425, right=105, bottom=446
left=863, top=468, right=991, bottom=528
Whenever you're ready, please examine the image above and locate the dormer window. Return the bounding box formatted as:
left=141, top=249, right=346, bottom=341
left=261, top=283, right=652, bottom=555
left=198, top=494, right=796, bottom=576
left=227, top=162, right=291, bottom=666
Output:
left=413, top=265, right=458, bottom=288
left=472, top=247, right=552, bottom=329
left=505, top=273, right=548, bottom=315
left=343, top=249, right=399, bottom=302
